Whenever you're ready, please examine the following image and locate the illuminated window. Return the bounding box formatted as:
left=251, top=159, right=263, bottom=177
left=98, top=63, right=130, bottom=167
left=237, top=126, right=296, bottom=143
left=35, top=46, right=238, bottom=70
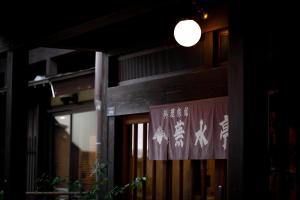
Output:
left=53, top=110, right=97, bottom=192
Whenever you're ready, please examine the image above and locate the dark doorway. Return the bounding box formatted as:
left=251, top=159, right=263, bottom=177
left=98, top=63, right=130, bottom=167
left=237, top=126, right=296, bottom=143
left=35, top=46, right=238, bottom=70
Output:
left=268, top=91, right=297, bottom=200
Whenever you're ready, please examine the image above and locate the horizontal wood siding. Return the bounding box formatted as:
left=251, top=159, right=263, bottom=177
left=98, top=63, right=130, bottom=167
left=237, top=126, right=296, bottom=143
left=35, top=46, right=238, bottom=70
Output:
left=118, top=44, right=205, bottom=82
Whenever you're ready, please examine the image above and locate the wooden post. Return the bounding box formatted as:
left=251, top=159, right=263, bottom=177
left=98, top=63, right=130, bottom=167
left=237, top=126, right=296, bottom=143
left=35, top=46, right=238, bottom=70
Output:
left=107, top=116, right=116, bottom=193
left=0, top=91, right=5, bottom=192
left=4, top=49, right=29, bottom=200
left=95, top=52, right=108, bottom=199
left=228, top=0, right=270, bottom=199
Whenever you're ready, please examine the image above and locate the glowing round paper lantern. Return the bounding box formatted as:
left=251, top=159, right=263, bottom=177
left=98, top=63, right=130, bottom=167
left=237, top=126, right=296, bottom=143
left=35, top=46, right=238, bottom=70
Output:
left=174, top=19, right=201, bottom=47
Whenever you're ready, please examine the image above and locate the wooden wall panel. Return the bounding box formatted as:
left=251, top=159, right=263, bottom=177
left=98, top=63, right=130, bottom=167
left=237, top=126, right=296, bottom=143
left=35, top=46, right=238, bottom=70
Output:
left=118, top=43, right=206, bottom=82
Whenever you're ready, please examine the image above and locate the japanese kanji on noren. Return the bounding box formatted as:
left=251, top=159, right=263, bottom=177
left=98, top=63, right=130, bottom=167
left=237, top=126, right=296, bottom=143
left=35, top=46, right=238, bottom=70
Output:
left=148, top=96, right=228, bottom=160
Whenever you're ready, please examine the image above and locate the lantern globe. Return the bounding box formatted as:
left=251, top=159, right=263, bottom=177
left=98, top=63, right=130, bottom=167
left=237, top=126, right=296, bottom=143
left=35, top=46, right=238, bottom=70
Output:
left=174, top=19, right=201, bottom=47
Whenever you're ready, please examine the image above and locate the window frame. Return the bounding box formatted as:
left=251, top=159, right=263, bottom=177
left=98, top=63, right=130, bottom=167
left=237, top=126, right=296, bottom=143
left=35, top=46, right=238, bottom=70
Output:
left=51, top=103, right=97, bottom=190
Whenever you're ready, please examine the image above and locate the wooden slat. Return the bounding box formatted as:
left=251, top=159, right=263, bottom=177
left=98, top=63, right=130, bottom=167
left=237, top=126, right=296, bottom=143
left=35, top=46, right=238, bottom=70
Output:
left=183, top=160, right=192, bottom=200
left=156, top=161, right=167, bottom=200
left=152, top=160, right=156, bottom=200
left=118, top=43, right=206, bottom=82
left=172, top=160, right=180, bottom=200
left=146, top=159, right=153, bottom=200
left=122, top=124, right=130, bottom=185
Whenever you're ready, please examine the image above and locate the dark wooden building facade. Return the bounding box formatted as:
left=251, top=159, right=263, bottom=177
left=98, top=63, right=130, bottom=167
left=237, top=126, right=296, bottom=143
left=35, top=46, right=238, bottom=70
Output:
left=0, top=0, right=297, bottom=200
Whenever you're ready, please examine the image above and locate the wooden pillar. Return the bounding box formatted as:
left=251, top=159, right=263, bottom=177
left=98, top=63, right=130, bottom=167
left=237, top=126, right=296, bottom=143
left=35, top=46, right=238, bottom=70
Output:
left=228, top=0, right=271, bottom=199
left=0, top=92, right=5, bottom=192
left=95, top=52, right=108, bottom=199
left=4, top=49, right=29, bottom=199
left=107, top=117, right=115, bottom=191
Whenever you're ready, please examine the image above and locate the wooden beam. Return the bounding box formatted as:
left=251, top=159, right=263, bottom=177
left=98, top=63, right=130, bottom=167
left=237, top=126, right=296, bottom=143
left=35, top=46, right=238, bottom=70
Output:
left=4, top=49, right=29, bottom=200
left=107, top=67, right=228, bottom=116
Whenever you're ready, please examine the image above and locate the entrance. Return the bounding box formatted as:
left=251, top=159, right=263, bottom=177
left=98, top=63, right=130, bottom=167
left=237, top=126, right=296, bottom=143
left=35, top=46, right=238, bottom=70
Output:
left=118, top=114, right=227, bottom=200
left=268, top=91, right=297, bottom=200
